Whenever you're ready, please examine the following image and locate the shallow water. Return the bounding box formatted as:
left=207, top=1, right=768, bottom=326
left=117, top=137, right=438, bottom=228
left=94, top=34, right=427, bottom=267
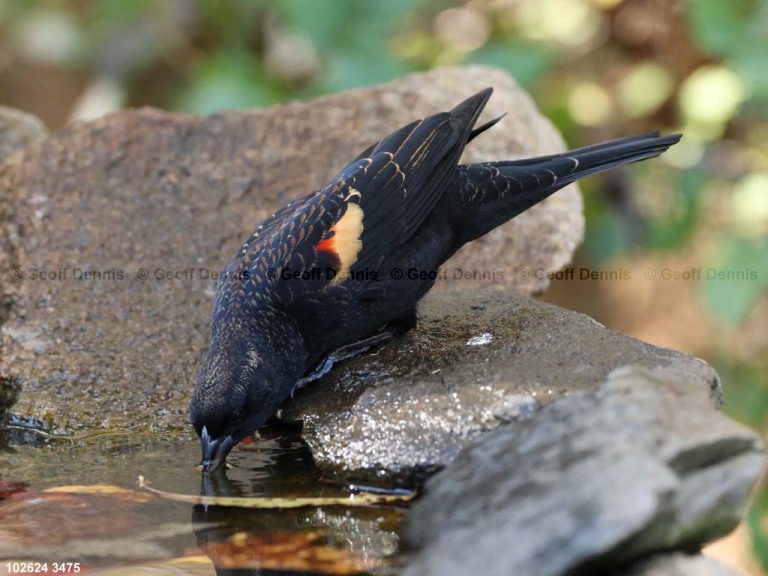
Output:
left=0, top=427, right=406, bottom=575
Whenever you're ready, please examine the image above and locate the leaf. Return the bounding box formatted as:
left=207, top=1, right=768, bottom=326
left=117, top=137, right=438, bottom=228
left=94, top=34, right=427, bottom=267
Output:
left=174, top=50, right=277, bottom=114
left=203, top=530, right=394, bottom=575
left=275, top=0, right=353, bottom=51
left=328, top=50, right=410, bottom=91
left=748, top=485, right=768, bottom=569
left=716, top=360, right=768, bottom=430
left=138, top=476, right=415, bottom=508
left=470, top=41, right=555, bottom=88
left=44, top=483, right=151, bottom=503
left=688, top=0, right=768, bottom=106
left=277, top=0, right=419, bottom=52
left=733, top=50, right=768, bottom=106
left=698, top=236, right=768, bottom=326
left=90, top=0, right=156, bottom=22
left=687, top=0, right=761, bottom=59
left=0, top=486, right=152, bottom=548
left=648, top=168, right=706, bottom=251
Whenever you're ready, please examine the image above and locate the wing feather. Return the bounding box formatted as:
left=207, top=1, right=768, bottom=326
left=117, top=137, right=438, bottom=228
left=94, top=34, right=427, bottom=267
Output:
left=215, top=88, right=495, bottom=314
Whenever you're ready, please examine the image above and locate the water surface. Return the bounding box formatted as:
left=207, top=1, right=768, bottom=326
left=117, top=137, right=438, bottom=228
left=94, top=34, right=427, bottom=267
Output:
left=0, top=427, right=405, bottom=575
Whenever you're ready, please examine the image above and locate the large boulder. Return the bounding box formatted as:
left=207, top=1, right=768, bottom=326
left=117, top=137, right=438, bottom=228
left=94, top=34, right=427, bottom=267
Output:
left=401, top=366, right=763, bottom=576
left=0, top=66, right=582, bottom=433
left=283, top=289, right=722, bottom=482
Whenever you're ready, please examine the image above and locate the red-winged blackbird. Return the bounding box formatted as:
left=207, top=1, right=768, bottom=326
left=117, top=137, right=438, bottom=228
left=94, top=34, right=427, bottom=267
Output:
left=190, top=88, right=681, bottom=472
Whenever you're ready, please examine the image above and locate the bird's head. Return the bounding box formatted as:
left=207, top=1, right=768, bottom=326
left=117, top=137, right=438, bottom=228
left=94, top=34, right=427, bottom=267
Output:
left=190, top=317, right=304, bottom=473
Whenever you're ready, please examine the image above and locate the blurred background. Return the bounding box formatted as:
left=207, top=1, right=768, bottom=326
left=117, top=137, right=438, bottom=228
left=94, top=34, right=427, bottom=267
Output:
left=1, top=0, right=766, bottom=572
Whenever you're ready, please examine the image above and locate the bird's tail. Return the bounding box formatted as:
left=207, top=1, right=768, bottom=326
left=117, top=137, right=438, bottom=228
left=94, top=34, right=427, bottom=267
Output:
left=453, top=132, right=682, bottom=244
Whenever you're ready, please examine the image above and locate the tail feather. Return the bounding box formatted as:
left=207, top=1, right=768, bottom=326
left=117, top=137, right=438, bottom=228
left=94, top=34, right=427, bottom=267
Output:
left=494, top=132, right=682, bottom=186
left=451, top=132, right=681, bottom=244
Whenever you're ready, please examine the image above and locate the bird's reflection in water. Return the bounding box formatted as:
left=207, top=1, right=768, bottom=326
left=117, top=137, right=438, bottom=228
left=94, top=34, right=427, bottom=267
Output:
left=190, top=429, right=404, bottom=575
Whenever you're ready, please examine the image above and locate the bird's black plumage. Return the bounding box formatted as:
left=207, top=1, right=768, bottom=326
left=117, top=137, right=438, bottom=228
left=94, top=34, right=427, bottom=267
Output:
left=190, top=88, right=681, bottom=471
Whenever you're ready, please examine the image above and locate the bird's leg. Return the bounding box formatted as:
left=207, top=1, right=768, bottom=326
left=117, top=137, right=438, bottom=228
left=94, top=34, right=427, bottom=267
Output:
left=383, top=308, right=418, bottom=336
left=293, top=309, right=417, bottom=394
left=292, top=331, right=393, bottom=394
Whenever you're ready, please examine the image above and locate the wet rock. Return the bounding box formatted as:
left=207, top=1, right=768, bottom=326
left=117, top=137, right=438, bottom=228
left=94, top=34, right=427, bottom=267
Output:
left=0, top=66, right=582, bottom=432
left=283, top=289, right=721, bottom=482
left=0, top=376, right=18, bottom=432
left=401, top=366, right=764, bottom=576
left=621, top=553, right=743, bottom=576
left=0, top=107, right=44, bottom=427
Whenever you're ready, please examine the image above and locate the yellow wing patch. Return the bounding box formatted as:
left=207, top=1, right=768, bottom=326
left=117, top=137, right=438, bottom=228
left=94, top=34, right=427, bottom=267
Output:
left=316, top=189, right=364, bottom=286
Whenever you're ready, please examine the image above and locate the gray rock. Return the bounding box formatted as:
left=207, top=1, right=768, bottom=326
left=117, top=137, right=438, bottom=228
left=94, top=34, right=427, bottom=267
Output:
left=0, top=66, right=582, bottom=433
left=620, top=553, right=744, bottom=576
left=283, top=289, right=722, bottom=482
left=401, top=366, right=764, bottom=576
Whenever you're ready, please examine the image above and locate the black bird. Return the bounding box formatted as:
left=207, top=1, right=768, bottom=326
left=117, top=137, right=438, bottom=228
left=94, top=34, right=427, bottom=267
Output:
left=190, top=88, right=681, bottom=471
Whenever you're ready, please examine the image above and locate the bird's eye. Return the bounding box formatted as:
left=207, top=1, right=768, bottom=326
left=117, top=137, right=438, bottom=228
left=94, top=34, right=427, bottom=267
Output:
left=229, top=407, right=245, bottom=423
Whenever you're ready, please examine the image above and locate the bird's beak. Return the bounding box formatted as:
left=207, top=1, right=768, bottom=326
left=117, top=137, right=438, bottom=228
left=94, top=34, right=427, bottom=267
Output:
left=199, top=426, right=237, bottom=473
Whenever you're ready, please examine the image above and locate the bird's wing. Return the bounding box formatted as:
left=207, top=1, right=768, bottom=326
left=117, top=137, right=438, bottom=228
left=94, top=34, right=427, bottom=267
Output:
left=344, top=88, right=494, bottom=274
left=215, top=89, right=494, bottom=312
left=273, top=153, right=408, bottom=303
left=212, top=157, right=382, bottom=316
